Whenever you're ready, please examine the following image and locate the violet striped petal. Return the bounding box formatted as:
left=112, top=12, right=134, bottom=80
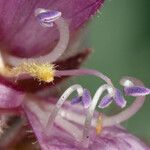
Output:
left=113, top=89, right=126, bottom=108
left=71, top=96, right=82, bottom=105
left=98, top=95, right=113, bottom=108
left=81, top=89, right=92, bottom=108
left=125, top=86, right=150, bottom=96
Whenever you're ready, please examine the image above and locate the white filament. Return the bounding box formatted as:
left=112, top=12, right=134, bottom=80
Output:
left=5, top=17, right=69, bottom=66
left=82, top=84, right=113, bottom=148
left=45, top=84, right=83, bottom=134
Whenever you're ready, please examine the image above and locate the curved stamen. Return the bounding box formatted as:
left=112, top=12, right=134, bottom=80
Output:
left=56, top=68, right=113, bottom=86
left=59, top=77, right=148, bottom=129
left=4, top=8, right=69, bottom=66
left=45, top=84, right=84, bottom=135
left=82, top=84, right=113, bottom=148
left=102, top=77, right=146, bottom=127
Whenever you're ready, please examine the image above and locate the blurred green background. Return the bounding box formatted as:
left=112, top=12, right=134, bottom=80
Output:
left=74, top=0, right=150, bottom=142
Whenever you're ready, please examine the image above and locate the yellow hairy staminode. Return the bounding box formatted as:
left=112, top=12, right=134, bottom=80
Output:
left=3, top=62, right=55, bottom=83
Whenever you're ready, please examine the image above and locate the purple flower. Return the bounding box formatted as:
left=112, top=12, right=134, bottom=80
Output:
left=0, top=2, right=149, bottom=149
left=0, top=0, right=104, bottom=57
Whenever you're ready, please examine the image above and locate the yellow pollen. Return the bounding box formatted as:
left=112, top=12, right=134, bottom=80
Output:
left=96, top=113, right=103, bottom=135
left=1, top=62, right=55, bottom=83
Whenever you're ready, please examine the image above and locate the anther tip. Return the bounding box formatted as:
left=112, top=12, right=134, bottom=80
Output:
left=35, top=8, right=61, bottom=27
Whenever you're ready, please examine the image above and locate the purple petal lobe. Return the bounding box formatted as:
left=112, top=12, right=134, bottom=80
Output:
left=82, top=89, right=92, bottom=108
left=23, top=98, right=150, bottom=150
left=0, top=0, right=104, bottom=57
left=125, top=86, right=150, bottom=96
left=71, top=96, right=82, bottom=105
left=114, top=89, right=127, bottom=108
left=98, top=95, right=113, bottom=108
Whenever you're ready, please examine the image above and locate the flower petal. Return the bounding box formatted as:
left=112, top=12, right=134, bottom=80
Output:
left=81, top=89, right=92, bottom=108
left=23, top=98, right=150, bottom=150
left=124, top=86, right=150, bottom=96
left=98, top=95, right=113, bottom=108
left=113, top=89, right=127, bottom=108
left=0, top=78, right=24, bottom=108
left=22, top=99, right=81, bottom=150
left=0, top=0, right=104, bottom=57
